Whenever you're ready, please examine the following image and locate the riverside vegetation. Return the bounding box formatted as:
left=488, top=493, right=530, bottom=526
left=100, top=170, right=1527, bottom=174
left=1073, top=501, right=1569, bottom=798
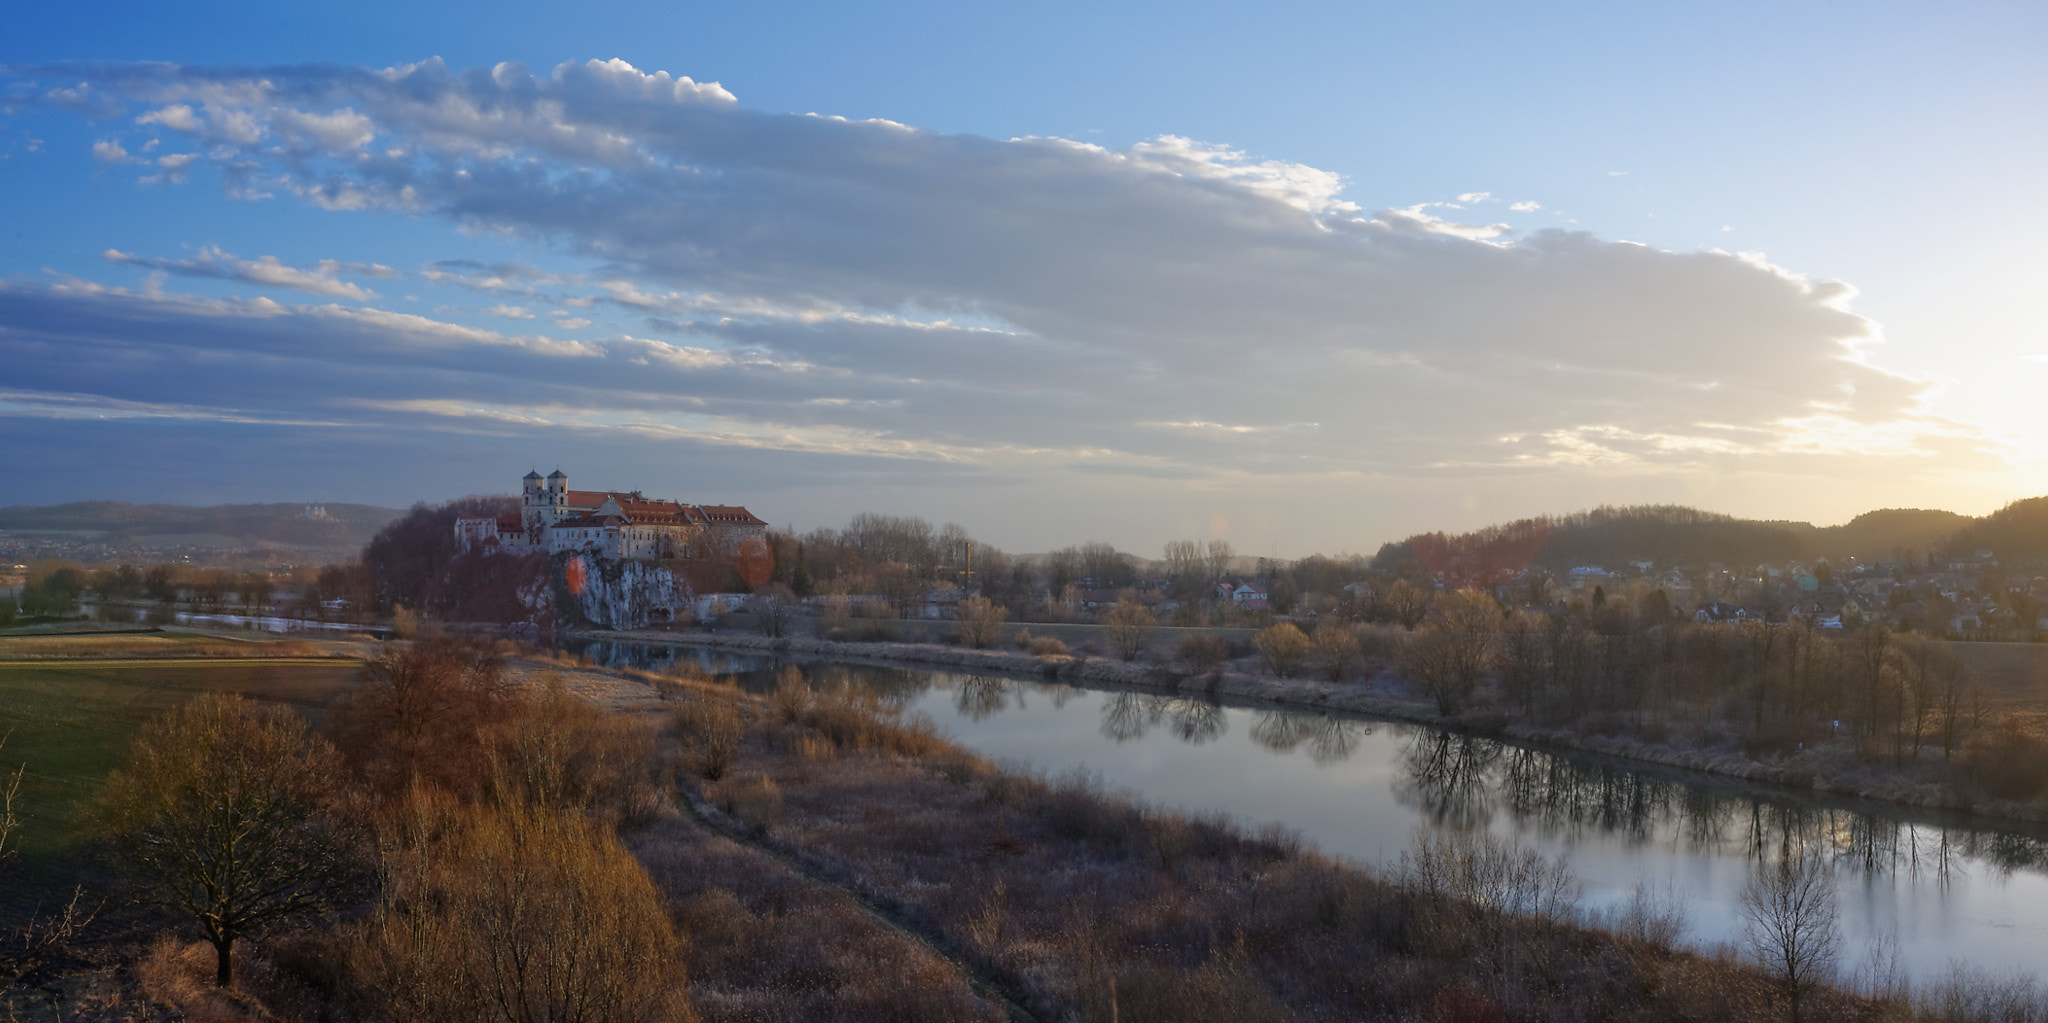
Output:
left=672, top=577, right=2048, bottom=827
left=9, top=635, right=2048, bottom=1020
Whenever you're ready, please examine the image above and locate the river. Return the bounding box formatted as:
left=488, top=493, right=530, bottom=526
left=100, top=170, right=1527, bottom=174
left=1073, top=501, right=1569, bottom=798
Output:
left=573, top=636, right=2048, bottom=986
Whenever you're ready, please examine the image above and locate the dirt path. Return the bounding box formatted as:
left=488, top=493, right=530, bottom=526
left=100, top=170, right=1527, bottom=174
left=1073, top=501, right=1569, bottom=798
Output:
left=673, top=782, right=1043, bottom=1023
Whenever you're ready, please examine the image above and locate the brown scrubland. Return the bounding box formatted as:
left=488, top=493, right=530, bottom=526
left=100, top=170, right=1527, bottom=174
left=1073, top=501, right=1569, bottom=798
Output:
left=9, top=636, right=2048, bottom=1021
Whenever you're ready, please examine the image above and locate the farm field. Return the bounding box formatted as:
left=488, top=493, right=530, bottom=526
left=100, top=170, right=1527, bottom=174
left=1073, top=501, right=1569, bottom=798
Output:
left=0, top=657, right=364, bottom=886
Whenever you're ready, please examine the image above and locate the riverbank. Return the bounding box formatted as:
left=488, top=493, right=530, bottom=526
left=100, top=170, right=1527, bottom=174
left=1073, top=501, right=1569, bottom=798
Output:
left=599, top=627, right=2048, bottom=829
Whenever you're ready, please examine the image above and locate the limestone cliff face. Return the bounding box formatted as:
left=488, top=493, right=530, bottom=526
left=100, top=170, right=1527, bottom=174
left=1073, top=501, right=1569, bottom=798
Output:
left=543, top=553, right=692, bottom=631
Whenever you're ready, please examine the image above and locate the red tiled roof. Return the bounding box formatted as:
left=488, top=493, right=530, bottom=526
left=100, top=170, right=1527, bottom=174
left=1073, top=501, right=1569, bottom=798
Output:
left=699, top=505, right=766, bottom=526
left=615, top=498, right=690, bottom=524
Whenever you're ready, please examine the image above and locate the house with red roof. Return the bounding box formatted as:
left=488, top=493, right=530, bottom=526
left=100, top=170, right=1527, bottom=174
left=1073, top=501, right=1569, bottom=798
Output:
left=455, top=468, right=767, bottom=561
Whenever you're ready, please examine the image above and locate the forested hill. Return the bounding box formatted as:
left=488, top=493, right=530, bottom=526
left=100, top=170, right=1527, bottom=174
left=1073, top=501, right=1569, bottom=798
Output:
left=1376, top=499, right=2044, bottom=579
left=1948, top=497, right=2048, bottom=563
left=0, top=501, right=402, bottom=553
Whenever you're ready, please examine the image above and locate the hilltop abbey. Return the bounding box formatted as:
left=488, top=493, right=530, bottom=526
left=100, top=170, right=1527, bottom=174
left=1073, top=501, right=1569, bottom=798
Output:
left=455, top=468, right=766, bottom=561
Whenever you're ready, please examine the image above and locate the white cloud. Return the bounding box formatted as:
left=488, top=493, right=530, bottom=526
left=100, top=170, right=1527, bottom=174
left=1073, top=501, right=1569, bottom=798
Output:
left=102, top=246, right=380, bottom=300
left=3, top=58, right=2003, bottom=498
left=143, top=151, right=199, bottom=184
left=484, top=303, right=535, bottom=319
left=91, top=139, right=128, bottom=162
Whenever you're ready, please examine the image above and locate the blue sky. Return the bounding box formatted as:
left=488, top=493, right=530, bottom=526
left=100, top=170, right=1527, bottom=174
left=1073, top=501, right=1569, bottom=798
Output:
left=3, top=1, right=2044, bottom=555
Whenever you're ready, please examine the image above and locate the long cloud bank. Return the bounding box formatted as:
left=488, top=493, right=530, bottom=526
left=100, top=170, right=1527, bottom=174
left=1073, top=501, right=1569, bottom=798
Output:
left=0, top=58, right=2003, bottom=506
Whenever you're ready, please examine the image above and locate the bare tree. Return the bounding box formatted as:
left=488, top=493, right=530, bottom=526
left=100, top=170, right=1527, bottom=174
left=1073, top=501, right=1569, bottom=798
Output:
left=1202, top=540, right=1235, bottom=591
left=1402, top=589, right=1500, bottom=715
left=1497, top=611, right=1548, bottom=715
left=94, top=694, right=364, bottom=988
left=1387, top=579, right=1432, bottom=630
left=1312, top=622, right=1365, bottom=681
left=1740, top=851, right=1840, bottom=1023
left=955, top=594, right=1007, bottom=649
left=1102, top=600, right=1156, bottom=661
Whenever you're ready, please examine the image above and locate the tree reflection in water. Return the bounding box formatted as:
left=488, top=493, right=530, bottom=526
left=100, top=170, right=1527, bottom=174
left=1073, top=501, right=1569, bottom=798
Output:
left=1162, top=697, right=1227, bottom=745
left=1395, top=732, right=1502, bottom=830
left=1100, top=691, right=1162, bottom=743
left=954, top=675, right=1013, bottom=722
left=1380, top=726, right=2048, bottom=885
left=573, top=642, right=2048, bottom=897
left=1249, top=710, right=1368, bottom=765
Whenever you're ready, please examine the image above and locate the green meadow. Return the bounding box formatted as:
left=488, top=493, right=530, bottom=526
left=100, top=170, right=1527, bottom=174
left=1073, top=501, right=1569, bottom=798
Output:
left=0, top=658, right=364, bottom=871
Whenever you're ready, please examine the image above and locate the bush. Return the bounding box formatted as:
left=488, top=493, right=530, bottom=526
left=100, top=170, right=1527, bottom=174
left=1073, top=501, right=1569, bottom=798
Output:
left=1313, top=623, right=1364, bottom=681
left=490, top=680, right=662, bottom=825
left=1029, top=636, right=1069, bottom=658
left=721, top=773, right=784, bottom=834
left=673, top=690, right=746, bottom=780
left=352, top=796, right=695, bottom=1023
left=1253, top=623, right=1312, bottom=677
left=1960, top=722, right=2048, bottom=800
left=1102, top=600, right=1157, bottom=661
left=769, top=666, right=811, bottom=724
left=955, top=595, right=1007, bottom=649
left=851, top=600, right=902, bottom=642
left=1175, top=633, right=1232, bottom=674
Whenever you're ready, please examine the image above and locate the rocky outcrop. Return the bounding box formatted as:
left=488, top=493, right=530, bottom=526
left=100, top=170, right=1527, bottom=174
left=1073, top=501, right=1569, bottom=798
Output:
left=541, top=554, right=693, bottom=631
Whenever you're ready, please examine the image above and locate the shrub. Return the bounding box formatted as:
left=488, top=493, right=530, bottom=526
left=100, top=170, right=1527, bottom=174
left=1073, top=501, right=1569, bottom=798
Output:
left=1102, top=600, right=1157, bottom=661
left=1313, top=622, right=1365, bottom=681
left=1029, top=636, right=1069, bottom=658
left=673, top=690, right=746, bottom=780
left=327, top=635, right=522, bottom=800
left=769, top=666, right=811, bottom=724
left=352, top=796, right=695, bottom=1023
left=1253, top=623, right=1312, bottom=677
left=1959, top=721, right=2048, bottom=800
left=722, top=773, right=784, bottom=834
left=1175, top=633, right=1232, bottom=674
left=955, top=595, right=1007, bottom=649
left=851, top=600, right=902, bottom=642
left=489, top=680, right=662, bottom=824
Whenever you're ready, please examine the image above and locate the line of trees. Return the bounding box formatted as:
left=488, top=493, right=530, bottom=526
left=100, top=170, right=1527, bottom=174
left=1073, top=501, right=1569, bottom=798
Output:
left=80, top=636, right=695, bottom=1018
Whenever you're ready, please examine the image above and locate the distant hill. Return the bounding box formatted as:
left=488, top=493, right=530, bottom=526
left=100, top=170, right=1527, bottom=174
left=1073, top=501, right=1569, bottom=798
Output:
left=0, top=501, right=403, bottom=560
left=1949, top=497, right=2048, bottom=564
left=1795, top=508, right=1970, bottom=563
left=1377, top=499, right=2047, bottom=580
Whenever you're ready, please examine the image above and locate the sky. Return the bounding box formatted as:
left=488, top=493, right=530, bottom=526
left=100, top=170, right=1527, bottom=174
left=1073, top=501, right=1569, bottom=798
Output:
left=2, top=1, right=2044, bottom=556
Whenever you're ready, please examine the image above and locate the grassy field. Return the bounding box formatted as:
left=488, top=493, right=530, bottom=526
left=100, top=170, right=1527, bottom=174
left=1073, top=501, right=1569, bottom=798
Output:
left=1953, top=641, right=2048, bottom=712
left=0, top=659, right=364, bottom=868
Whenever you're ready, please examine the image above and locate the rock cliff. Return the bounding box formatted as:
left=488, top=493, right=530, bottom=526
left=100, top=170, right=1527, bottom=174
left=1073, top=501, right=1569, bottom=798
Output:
left=536, top=553, right=693, bottom=631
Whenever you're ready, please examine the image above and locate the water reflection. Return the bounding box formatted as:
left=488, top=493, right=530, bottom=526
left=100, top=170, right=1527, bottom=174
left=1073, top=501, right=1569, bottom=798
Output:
left=575, top=638, right=2048, bottom=979
left=1248, top=711, right=1369, bottom=764
left=1379, top=732, right=2048, bottom=886
left=955, top=675, right=1015, bottom=721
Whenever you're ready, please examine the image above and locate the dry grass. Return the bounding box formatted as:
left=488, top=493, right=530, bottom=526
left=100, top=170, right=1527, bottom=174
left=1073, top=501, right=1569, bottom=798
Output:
left=651, top=663, right=1911, bottom=1023
left=0, top=634, right=344, bottom=661
left=630, top=812, right=1004, bottom=1023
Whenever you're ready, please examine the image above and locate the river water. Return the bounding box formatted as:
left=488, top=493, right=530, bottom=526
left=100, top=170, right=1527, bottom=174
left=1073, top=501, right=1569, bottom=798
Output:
left=574, top=637, right=2048, bottom=985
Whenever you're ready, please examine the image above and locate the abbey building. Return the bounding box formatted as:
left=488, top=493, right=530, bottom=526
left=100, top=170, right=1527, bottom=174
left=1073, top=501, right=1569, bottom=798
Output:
left=455, top=469, right=767, bottom=560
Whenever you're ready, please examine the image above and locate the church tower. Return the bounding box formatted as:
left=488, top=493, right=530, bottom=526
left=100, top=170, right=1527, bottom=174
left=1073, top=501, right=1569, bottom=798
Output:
left=521, top=469, right=545, bottom=541
left=546, top=469, right=569, bottom=527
